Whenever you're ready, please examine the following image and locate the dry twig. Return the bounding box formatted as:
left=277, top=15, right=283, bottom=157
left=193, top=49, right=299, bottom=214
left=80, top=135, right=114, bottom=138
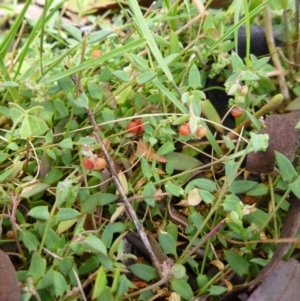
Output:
left=66, top=69, right=164, bottom=279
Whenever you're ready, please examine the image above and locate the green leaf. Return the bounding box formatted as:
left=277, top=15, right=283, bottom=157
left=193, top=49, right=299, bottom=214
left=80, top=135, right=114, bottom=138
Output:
left=92, top=267, right=107, bottom=299
left=166, top=221, right=178, bottom=241
left=101, top=108, right=115, bottom=129
left=20, top=183, right=50, bottom=198
left=250, top=257, right=268, bottom=267
left=57, top=77, right=75, bottom=92
left=241, top=70, right=260, bottom=81
left=53, top=270, right=68, bottom=297
left=225, top=160, right=239, bottom=179
left=244, top=208, right=269, bottom=229
left=142, top=182, right=156, bottom=206
left=45, top=228, right=63, bottom=251
left=231, top=53, right=245, bottom=71
left=28, top=252, right=46, bottom=282
left=57, top=219, right=77, bottom=235
left=10, top=106, right=22, bottom=123
left=28, top=206, right=49, bottom=221
left=154, top=34, right=170, bottom=47
left=165, top=181, right=183, bottom=197
left=53, top=99, right=68, bottom=118
left=0, top=152, right=9, bottom=164
left=169, top=30, right=181, bottom=54
left=199, top=190, right=214, bottom=204
left=82, top=235, right=107, bottom=256
left=223, top=194, right=242, bottom=212
left=228, top=180, right=257, bottom=194
left=289, top=176, right=300, bottom=198
left=115, top=275, right=135, bottom=299
left=191, top=97, right=202, bottom=117
left=56, top=208, right=81, bottom=221
left=275, top=151, right=298, bottom=183
left=56, top=181, right=78, bottom=207
left=252, top=56, right=270, bottom=69
left=41, top=168, right=64, bottom=185
left=0, top=160, right=23, bottom=182
left=189, top=211, right=203, bottom=228
left=78, top=255, right=101, bottom=275
left=164, top=53, right=180, bottom=65
left=208, top=285, right=227, bottom=296
left=171, top=279, right=193, bottom=300
left=158, top=229, right=177, bottom=257
left=129, top=264, right=157, bottom=282
left=22, top=231, right=39, bottom=252
left=0, top=168, right=14, bottom=183
left=189, top=64, right=201, bottom=89
left=20, top=114, right=48, bottom=138
left=37, top=268, right=54, bottom=289
left=245, top=110, right=262, bottom=130
left=197, top=274, right=209, bottom=288
left=171, top=264, right=186, bottom=280
left=62, top=24, right=82, bottom=41
left=73, top=93, right=89, bottom=107
left=224, top=251, right=250, bottom=277
left=247, top=183, right=268, bottom=196
left=141, top=158, right=153, bottom=180
left=250, top=132, right=269, bottom=151
left=59, top=257, right=73, bottom=276
left=128, top=53, right=149, bottom=70
left=88, top=82, right=103, bottom=100
left=1, top=81, right=19, bottom=87
left=165, top=152, right=202, bottom=171
left=7, top=142, right=18, bottom=151
left=101, top=223, right=114, bottom=248
left=201, top=122, right=222, bottom=156
left=185, top=178, right=217, bottom=193
left=223, top=135, right=236, bottom=151
left=89, top=29, right=115, bottom=43
left=96, top=287, right=114, bottom=301
left=157, top=141, right=175, bottom=156
left=137, top=71, right=157, bottom=84
left=112, top=70, right=130, bottom=83
left=58, top=138, right=73, bottom=149
left=81, top=193, right=118, bottom=214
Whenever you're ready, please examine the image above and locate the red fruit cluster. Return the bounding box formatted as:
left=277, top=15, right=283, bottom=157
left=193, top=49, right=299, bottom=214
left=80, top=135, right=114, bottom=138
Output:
left=92, top=50, right=102, bottom=58
left=83, top=157, right=106, bottom=171
left=179, top=123, right=207, bottom=137
left=231, top=106, right=243, bottom=118
left=127, top=119, right=144, bottom=134
left=179, top=123, right=191, bottom=136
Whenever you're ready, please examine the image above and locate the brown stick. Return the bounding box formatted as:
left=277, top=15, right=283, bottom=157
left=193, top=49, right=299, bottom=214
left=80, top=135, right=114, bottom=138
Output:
left=264, top=6, right=290, bottom=105
left=85, top=108, right=163, bottom=278
left=66, top=68, right=163, bottom=279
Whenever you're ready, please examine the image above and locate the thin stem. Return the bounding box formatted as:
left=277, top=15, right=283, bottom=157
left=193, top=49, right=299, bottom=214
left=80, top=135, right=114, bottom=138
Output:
left=268, top=173, right=278, bottom=239
left=263, top=5, right=290, bottom=104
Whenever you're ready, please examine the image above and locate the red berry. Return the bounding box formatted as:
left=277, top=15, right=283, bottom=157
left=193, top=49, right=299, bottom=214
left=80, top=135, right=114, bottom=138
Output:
left=94, top=158, right=106, bottom=170
left=196, top=126, right=207, bottom=138
left=83, top=158, right=94, bottom=171
left=92, top=50, right=102, bottom=58
left=127, top=119, right=144, bottom=134
left=231, top=106, right=243, bottom=118
left=179, top=123, right=191, bottom=136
